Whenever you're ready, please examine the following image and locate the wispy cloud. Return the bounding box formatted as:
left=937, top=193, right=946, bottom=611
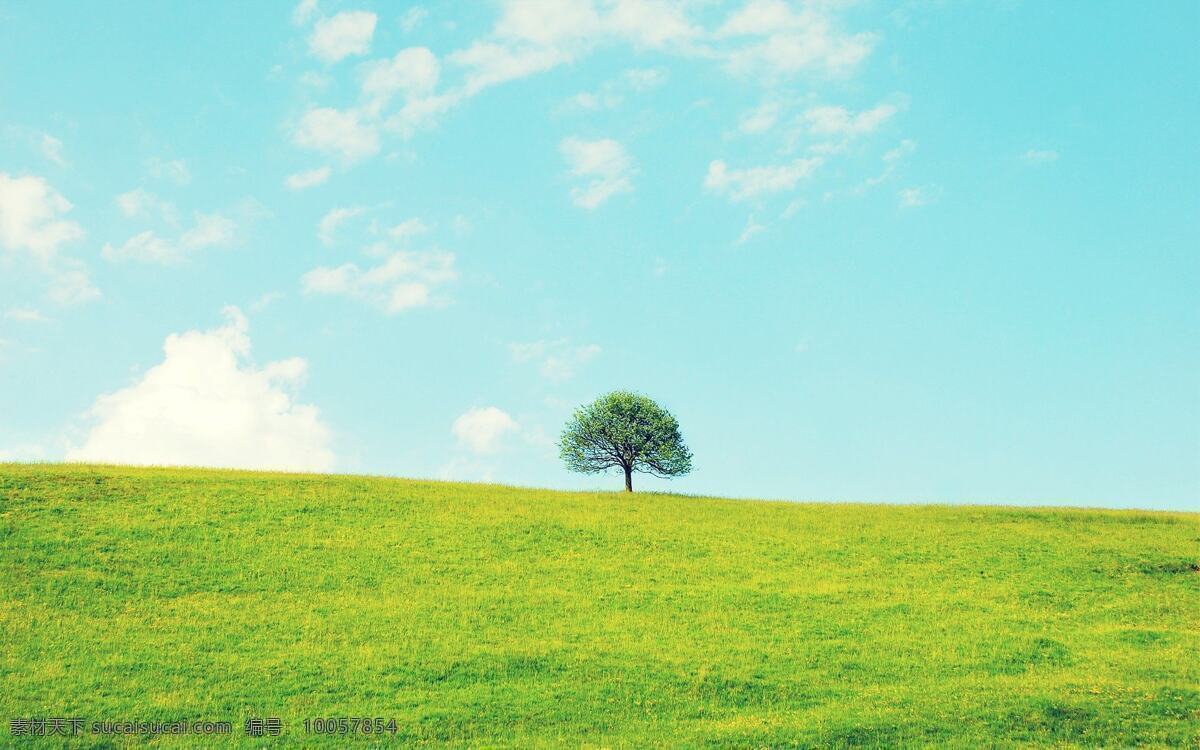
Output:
left=509, top=338, right=601, bottom=381
left=561, top=137, right=635, bottom=209
left=302, top=249, right=457, bottom=314
left=309, top=10, right=377, bottom=62
left=284, top=166, right=332, bottom=190
left=1021, top=148, right=1059, bottom=165
left=705, top=156, right=821, bottom=201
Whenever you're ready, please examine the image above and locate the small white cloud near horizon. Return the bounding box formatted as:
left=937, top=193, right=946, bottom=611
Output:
left=560, top=137, right=635, bottom=209
left=1022, top=148, right=1059, bottom=164
left=67, top=306, right=334, bottom=472
left=284, top=166, right=332, bottom=190
left=309, top=10, right=377, bottom=62
left=452, top=406, right=519, bottom=454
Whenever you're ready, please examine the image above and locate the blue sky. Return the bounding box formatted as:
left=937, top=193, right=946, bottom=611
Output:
left=1, top=0, right=1196, bottom=509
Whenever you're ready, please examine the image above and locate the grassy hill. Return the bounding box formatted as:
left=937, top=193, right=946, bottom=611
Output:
left=1, top=464, right=1197, bottom=748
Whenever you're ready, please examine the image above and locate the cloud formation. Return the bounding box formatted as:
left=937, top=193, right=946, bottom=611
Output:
left=302, top=249, right=457, bottom=314
left=704, top=156, right=821, bottom=201
left=561, top=137, right=635, bottom=209
left=293, top=107, right=380, bottom=163
left=309, top=10, right=377, bottom=62
left=509, top=338, right=601, bottom=381
left=103, top=212, right=236, bottom=264
left=284, top=166, right=332, bottom=190
left=452, top=406, right=519, bottom=454
left=67, top=307, right=334, bottom=471
left=0, top=172, right=98, bottom=304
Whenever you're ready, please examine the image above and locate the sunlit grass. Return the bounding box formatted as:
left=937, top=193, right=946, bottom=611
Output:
left=1, top=464, right=1197, bottom=747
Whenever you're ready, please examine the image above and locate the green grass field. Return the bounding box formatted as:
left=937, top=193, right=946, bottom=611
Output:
left=1, top=464, right=1197, bottom=748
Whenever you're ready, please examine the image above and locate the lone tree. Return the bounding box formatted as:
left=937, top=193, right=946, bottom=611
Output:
left=559, top=390, right=693, bottom=492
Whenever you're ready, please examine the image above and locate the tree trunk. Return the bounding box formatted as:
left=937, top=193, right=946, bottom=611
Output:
left=624, top=466, right=633, bottom=492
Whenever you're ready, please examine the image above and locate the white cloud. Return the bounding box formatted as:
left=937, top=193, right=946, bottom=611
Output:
left=388, top=217, right=430, bottom=243
left=47, top=260, right=101, bottom=305
left=383, top=91, right=461, bottom=140
left=704, top=156, right=821, bottom=201
left=1022, top=149, right=1059, bottom=164
left=0, top=173, right=85, bottom=264
left=495, top=0, right=697, bottom=49
left=146, top=157, right=191, bottom=185
left=898, top=186, right=939, bottom=208
left=292, top=0, right=318, bottom=25
left=560, top=137, right=635, bottom=209
left=250, top=291, right=284, bottom=312
left=738, top=101, right=781, bottom=134
left=399, top=7, right=428, bottom=32
left=509, top=338, right=601, bottom=381
left=284, top=166, right=332, bottom=190
left=494, top=0, right=600, bottom=47
left=309, top=10, right=377, bottom=62
left=561, top=66, right=668, bottom=112
left=803, top=102, right=897, bottom=137
left=0, top=173, right=97, bottom=304
left=884, top=138, right=917, bottom=162
left=450, top=41, right=569, bottom=96
left=40, top=135, right=66, bottom=166
left=736, top=215, right=765, bottom=244
left=115, top=188, right=178, bottom=223
left=299, top=71, right=332, bottom=89
left=718, top=0, right=877, bottom=77
left=607, top=0, right=699, bottom=48
left=361, top=47, right=439, bottom=114
left=293, top=107, right=380, bottom=162
left=4, top=308, right=47, bottom=322
left=459, top=1, right=692, bottom=97
left=67, top=307, right=334, bottom=472
left=102, top=212, right=237, bottom=264
left=302, top=249, right=457, bottom=314
left=317, top=206, right=366, bottom=246
left=286, top=0, right=876, bottom=167
left=181, top=212, right=237, bottom=249
left=452, top=406, right=519, bottom=454
left=622, top=67, right=668, bottom=91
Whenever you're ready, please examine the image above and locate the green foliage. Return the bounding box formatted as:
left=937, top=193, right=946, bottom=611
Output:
left=1, top=463, right=1198, bottom=748
left=560, top=390, right=693, bottom=490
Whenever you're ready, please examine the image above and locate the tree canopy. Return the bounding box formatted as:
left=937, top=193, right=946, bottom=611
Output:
left=559, top=390, right=692, bottom=492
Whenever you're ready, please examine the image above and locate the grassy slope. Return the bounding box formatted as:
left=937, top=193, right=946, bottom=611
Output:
left=1, top=464, right=1197, bottom=749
